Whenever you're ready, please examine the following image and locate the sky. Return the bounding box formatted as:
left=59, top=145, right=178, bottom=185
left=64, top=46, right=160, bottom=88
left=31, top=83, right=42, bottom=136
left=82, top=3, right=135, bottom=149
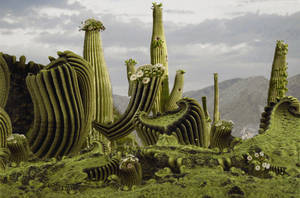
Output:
left=0, top=0, right=300, bottom=96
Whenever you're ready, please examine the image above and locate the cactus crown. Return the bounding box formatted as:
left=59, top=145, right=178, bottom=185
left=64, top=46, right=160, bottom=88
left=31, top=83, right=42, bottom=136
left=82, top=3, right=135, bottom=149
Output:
left=152, top=2, right=163, bottom=9
left=80, top=18, right=105, bottom=32
left=125, top=58, right=137, bottom=66
left=276, top=40, right=288, bottom=56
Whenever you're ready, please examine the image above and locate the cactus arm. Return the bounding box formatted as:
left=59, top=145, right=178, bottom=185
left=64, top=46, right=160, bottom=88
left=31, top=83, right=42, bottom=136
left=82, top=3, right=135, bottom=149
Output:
left=267, top=40, right=288, bottom=105
left=165, top=69, right=185, bottom=111
left=125, top=59, right=137, bottom=96
left=92, top=64, right=164, bottom=141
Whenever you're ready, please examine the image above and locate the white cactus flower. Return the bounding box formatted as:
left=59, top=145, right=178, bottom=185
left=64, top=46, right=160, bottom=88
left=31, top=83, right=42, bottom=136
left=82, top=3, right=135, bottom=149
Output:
left=259, top=151, right=264, bottom=157
left=247, top=155, right=252, bottom=161
left=254, top=153, right=259, bottom=158
left=262, top=162, right=267, bottom=168
left=130, top=74, right=137, bottom=81
left=142, top=77, right=150, bottom=84
left=255, top=165, right=261, bottom=171
left=265, top=163, right=270, bottom=169
left=136, top=70, right=144, bottom=78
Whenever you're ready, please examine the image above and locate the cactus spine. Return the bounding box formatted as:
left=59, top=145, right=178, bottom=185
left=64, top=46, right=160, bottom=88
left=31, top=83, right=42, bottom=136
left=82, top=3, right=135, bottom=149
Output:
left=150, top=3, right=169, bottom=114
left=267, top=40, right=288, bottom=105
left=82, top=19, right=114, bottom=124
left=213, top=73, right=220, bottom=123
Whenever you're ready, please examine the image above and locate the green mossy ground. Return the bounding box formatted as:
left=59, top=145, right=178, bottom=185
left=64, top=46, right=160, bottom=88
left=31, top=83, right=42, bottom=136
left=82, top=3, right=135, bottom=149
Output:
left=0, top=102, right=299, bottom=198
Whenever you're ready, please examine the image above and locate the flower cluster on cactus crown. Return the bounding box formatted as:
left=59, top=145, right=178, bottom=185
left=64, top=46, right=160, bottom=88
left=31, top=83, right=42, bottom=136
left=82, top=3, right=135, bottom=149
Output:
left=80, top=18, right=105, bottom=32
left=129, top=63, right=165, bottom=84
left=246, top=151, right=271, bottom=171
left=119, top=154, right=139, bottom=169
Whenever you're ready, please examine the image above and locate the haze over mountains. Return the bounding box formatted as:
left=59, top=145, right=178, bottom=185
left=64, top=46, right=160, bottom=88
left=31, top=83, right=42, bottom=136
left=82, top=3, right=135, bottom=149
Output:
left=113, top=74, right=300, bottom=138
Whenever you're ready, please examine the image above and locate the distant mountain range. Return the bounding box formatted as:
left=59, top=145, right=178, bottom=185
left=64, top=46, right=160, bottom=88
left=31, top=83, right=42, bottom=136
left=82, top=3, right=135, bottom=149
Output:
left=113, top=74, right=300, bottom=138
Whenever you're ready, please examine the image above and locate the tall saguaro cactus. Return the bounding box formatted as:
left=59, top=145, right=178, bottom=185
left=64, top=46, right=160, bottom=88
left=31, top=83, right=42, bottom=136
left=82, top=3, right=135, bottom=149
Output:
left=81, top=19, right=114, bottom=124
left=213, top=73, right=220, bottom=123
left=150, top=2, right=169, bottom=114
left=267, top=40, right=288, bottom=105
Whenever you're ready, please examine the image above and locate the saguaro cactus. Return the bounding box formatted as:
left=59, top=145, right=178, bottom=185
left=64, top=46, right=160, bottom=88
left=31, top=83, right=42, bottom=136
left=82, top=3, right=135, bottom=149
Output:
left=150, top=3, right=169, bottom=114
left=267, top=40, right=288, bottom=105
left=81, top=18, right=114, bottom=124
left=213, top=73, right=220, bottom=123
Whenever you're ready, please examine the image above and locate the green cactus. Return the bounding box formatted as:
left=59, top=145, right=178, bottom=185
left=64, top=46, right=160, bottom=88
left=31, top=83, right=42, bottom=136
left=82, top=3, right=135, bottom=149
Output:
left=0, top=147, right=10, bottom=171
left=1, top=53, right=44, bottom=134
left=165, top=69, right=185, bottom=111
left=210, top=120, right=236, bottom=151
left=26, top=51, right=94, bottom=158
left=0, top=107, right=12, bottom=148
left=7, top=133, right=31, bottom=163
left=151, top=3, right=169, bottom=114
left=83, top=158, right=120, bottom=181
left=134, top=98, right=210, bottom=147
left=93, top=64, right=165, bottom=141
left=81, top=18, right=113, bottom=125
left=125, top=58, right=137, bottom=96
left=119, top=154, right=142, bottom=188
left=213, top=73, right=220, bottom=123
left=259, top=96, right=300, bottom=134
left=0, top=53, right=10, bottom=108
left=267, top=40, right=288, bottom=106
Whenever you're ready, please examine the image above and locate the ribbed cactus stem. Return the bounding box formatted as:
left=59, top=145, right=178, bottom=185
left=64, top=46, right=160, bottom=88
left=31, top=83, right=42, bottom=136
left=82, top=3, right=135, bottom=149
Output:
left=202, top=96, right=210, bottom=120
left=267, top=40, right=288, bottom=105
left=213, top=73, right=220, bottom=123
left=82, top=19, right=114, bottom=124
left=0, top=53, right=10, bottom=108
left=165, top=69, right=185, bottom=111
left=151, top=3, right=169, bottom=114
left=202, top=96, right=211, bottom=147
left=125, top=59, right=137, bottom=96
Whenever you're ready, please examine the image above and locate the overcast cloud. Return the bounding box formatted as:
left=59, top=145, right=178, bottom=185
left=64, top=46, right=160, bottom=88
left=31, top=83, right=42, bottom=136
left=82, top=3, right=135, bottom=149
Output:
left=0, top=0, right=300, bottom=95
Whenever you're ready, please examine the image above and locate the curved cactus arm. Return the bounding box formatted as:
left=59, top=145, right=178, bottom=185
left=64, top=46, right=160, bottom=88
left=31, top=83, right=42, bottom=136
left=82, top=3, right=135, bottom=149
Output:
left=0, top=53, right=10, bottom=108
left=267, top=40, right=288, bottom=106
left=26, top=62, right=86, bottom=158
left=134, top=97, right=209, bottom=147
left=93, top=64, right=164, bottom=141
left=165, top=69, right=185, bottom=111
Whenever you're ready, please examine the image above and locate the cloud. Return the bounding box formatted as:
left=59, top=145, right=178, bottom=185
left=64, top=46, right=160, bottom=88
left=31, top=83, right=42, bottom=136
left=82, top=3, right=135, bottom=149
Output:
left=0, top=0, right=300, bottom=96
left=164, top=9, right=195, bottom=15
